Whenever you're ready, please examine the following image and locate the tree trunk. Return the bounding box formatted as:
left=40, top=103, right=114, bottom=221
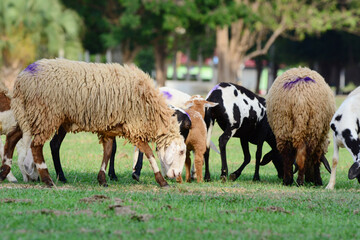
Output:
left=172, top=51, right=177, bottom=80
left=154, top=40, right=167, bottom=87
left=255, top=58, right=263, bottom=94
left=0, top=66, right=22, bottom=90
left=216, top=27, right=231, bottom=83
left=185, top=46, right=191, bottom=81
left=197, top=46, right=203, bottom=82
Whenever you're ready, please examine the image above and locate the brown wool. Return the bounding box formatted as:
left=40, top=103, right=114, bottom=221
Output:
left=11, top=59, right=182, bottom=148
left=267, top=67, right=336, bottom=161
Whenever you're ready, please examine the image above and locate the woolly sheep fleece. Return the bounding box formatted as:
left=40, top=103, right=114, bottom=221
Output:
left=12, top=59, right=181, bottom=148
left=267, top=67, right=335, bottom=159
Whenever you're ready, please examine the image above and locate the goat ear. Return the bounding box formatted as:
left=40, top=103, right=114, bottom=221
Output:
left=185, top=102, right=194, bottom=109
left=204, top=102, right=218, bottom=108
left=348, top=162, right=360, bottom=179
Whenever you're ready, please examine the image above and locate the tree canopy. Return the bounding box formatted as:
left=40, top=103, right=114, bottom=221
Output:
left=0, top=0, right=83, bottom=88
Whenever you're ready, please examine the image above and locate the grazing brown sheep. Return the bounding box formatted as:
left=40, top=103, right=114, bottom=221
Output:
left=267, top=67, right=335, bottom=186
left=0, top=59, right=186, bottom=187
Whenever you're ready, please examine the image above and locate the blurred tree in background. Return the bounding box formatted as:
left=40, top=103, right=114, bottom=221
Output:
left=214, top=0, right=360, bottom=84
left=0, top=0, right=83, bottom=89
left=1, top=0, right=360, bottom=89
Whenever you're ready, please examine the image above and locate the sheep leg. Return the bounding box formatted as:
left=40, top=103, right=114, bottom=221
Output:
left=132, top=147, right=144, bottom=182
left=204, top=147, right=211, bottom=182
left=326, top=138, right=339, bottom=189
left=229, top=139, right=250, bottom=181
left=219, top=130, right=232, bottom=181
left=313, top=160, right=323, bottom=186
left=253, top=141, right=263, bottom=181
left=97, top=137, right=114, bottom=187
left=50, top=125, right=67, bottom=183
left=185, top=150, right=191, bottom=182
left=137, top=141, right=168, bottom=187
left=281, top=142, right=296, bottom=186
left=295, top=143, right=306, bottom=186
left=108, top=139, right=118, bottom=181
left=0, top=125, right=22, bottom=181
left=31, top=142, right=54, bottom=187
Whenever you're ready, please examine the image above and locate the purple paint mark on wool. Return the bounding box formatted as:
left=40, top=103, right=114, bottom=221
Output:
left=24, top=62, right=38, bottom=74
left=283, top=76, right=315, bottom=89
left=162, top=91, right=173, bottom=100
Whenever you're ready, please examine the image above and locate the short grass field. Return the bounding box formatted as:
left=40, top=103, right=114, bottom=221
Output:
left=1, top=95, right=360, bottom=240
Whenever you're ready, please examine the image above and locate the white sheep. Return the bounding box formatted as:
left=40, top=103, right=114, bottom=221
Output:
left=326, top=87, right=360, bottom=189
left=0, top=82, right=37, bottom=183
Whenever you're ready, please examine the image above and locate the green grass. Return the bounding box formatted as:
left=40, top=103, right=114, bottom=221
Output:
left=1, top=96, right=360, bottom=240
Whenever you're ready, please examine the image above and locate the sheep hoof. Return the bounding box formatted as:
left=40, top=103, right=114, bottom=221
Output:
left=154, top=172, right=168, bottom=187
left=102, top=183, right=109, bottom=187
left=314, top=177, right=323, bottom=186
left=220, top=175, right=227, bottom=183
left=109, top=172, right=118, bottom=181
left=229, top=173, right=238, bottom=181
left=43, top=179, right=55, bottom=188
left=132, top=173, right=140, bottom=182
left=0, top=166, right=10, bottom=181
left=296, top=178, right=304, bottom=186
left=283, top=177, right=293, bottom=186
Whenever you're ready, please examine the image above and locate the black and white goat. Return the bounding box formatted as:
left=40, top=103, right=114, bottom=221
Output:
left=326, top=87, right=360, bottom=189
left=204, top=82, right=283, bottom=182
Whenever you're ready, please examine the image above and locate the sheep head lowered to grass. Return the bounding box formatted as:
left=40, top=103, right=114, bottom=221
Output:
left=0, top=59, right=186, bottom=187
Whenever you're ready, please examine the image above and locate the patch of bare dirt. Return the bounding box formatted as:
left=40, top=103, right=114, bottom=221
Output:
left=79, top=195, right=110, bottom=203
left=18, top=209, right=94, bottom=216
left=0, top=198, right=32, bottom=204
left=245, top=206, right=292, bottom=214
left=131, top=214, right=153, bottom=222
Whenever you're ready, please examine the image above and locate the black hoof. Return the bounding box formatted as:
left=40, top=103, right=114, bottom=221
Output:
left=283, top=178, right=293, bottom=186
left=102, top=183, right=108, bottom=187
left=229, top=173, right=238, bottom=181
left=132, top=173, right=140, bottom=182
left=220, top=175, right=227, bottom=183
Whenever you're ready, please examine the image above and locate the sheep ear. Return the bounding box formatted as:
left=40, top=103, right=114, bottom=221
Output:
left=321, top=155, right=331, bottom=174
left=205, top=102, right=218, bottom=108
left=348, top=162, right=360, bottom=179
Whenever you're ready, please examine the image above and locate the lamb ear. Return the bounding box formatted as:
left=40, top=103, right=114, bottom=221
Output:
left=348, top=162, right=360, bottom=179
left=321, top=155, right=331, bottom=174
left=185, top=102, right=194, bottom=109
left=205, top=102, right=218, bottom=108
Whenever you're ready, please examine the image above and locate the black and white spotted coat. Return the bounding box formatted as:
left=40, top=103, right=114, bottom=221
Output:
left=327, top=87, right=360, bottom=189
left=204, top=82, right=283, bottom=182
